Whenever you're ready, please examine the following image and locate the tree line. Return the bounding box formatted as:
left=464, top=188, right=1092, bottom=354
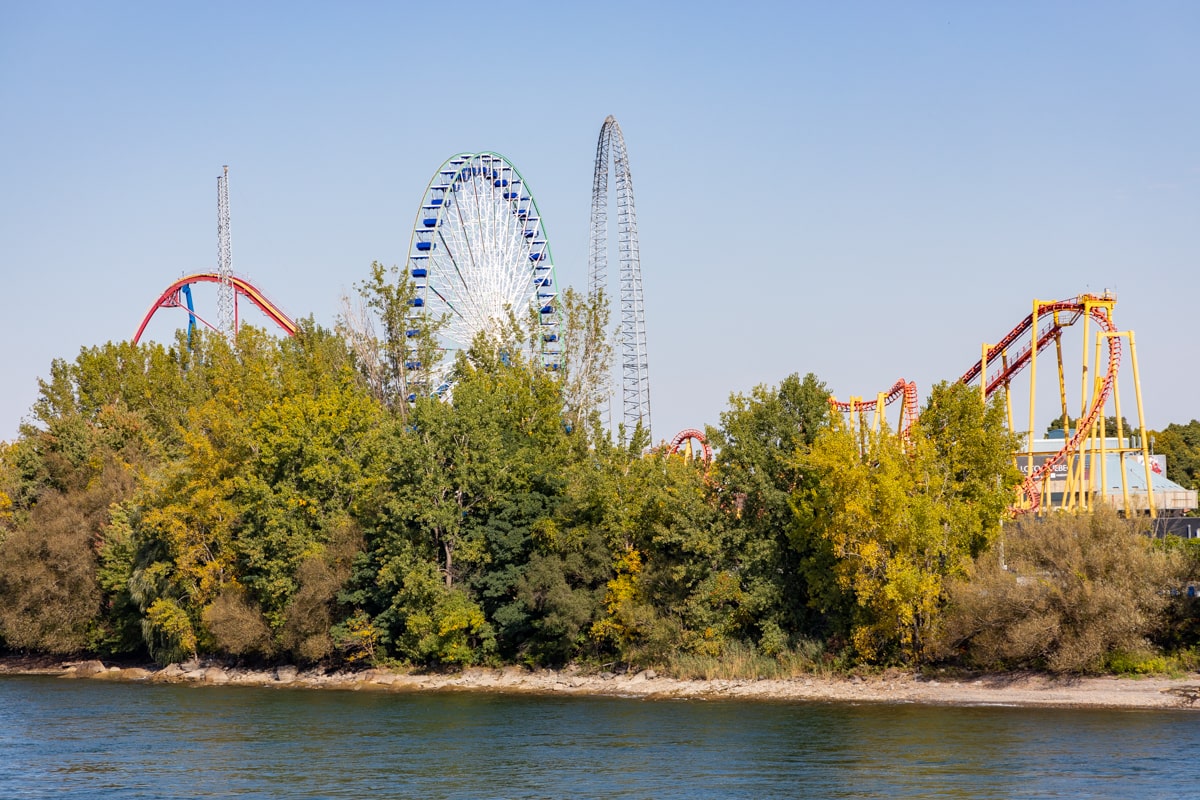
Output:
left=1, top=263, right=1197, bottom=674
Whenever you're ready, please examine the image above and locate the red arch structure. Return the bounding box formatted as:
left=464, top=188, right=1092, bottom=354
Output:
left=669, top=428, right=713, bottom=468
left=133, top=272, right=298, bottom=344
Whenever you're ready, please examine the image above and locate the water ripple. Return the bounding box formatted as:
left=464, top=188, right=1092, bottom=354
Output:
left=1, top=677, right=1196, bottom=799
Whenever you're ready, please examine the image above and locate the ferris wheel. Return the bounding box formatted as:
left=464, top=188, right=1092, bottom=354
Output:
left=405, top=152, right=560, bottom=395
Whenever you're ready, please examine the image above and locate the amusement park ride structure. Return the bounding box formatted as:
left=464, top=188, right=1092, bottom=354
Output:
left=668, top=428, right=713, bottom=467
left=402, top=151, right=560, bottom=398
left=216, top=166, right=235, bottom=338
left=132, top=167, right=297, bottom=345
left=132, top=272, right=297, bottom=345
left=128, top=154, right=1187, bottom=520
left=829, top=293, right=1193, bottom=517
left=590, top=116, right=652, bottom=440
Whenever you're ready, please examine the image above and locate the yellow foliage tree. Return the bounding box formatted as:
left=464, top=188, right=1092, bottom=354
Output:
left=795, top=382, right=1019, bottom=664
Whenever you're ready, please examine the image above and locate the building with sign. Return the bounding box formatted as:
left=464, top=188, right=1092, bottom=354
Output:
left=1022, top=431, right=1197, bottom=516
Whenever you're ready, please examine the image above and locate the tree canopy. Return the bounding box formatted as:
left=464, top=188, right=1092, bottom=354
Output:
left=1, top=267, right=1195, bottom=675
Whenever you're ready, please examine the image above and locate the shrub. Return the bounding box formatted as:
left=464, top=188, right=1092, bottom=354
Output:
left=1104, top=649, right=1172, bottom=675
left=203, top=588, right=275, bottom=658
left=666, top=638, right=828, bottom=680
left=143, top=598, right=197, bottom=664
left=0, top=491, right=101, bottom=653
left=935, top=509, right=1185, bottom=673
left=281, top=524, right=362, bottom=663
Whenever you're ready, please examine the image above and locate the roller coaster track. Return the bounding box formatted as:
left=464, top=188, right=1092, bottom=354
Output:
left=832, top=294, right=1120, bottom=514
left=830, top=379, right=920, bottom=438
left=590, top=116, right=651, bottom=438
left=132, top=272, right=298, bottom=344
left=668, top=428, right=713, bottom=467
left=965, top=295, right=1119, bottom=513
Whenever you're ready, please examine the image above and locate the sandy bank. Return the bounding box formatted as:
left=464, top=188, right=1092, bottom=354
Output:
left=2, top=657, right=1197, bottom=710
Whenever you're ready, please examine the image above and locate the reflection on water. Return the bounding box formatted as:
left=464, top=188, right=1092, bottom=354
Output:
left=1, top=675, right=1196, bottom=799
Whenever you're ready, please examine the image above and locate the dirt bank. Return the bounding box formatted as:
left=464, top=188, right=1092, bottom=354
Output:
left=2, top=657, right=1197, bottom=710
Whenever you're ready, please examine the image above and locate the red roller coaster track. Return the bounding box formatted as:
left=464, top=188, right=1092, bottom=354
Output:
left=830, top=379, right=920, bottom=437
left=668, top=428, right=713, bottom=467
left=832, top=294, right=1121, bottom=514
left=132, top=272, right=298, bottom=344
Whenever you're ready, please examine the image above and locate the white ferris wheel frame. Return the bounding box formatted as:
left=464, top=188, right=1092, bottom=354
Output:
left=405, top=152, right=560, bottom=394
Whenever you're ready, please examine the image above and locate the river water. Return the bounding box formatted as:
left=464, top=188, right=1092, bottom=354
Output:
left=0, top=675, right=1195, bottom=798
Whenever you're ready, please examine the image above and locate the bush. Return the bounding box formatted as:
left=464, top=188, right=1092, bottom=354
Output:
left=1153, top=537, right=1200, bottom=653
left=143, top=598, right=197, bottom=664
left=281, top=524, right=362, bottom=663
left=0, top=491, right=102, bottom=653
left=1104, top=649, right=1172, bottom=675
left=935, top=509, right=1186, bottom=673
left=203, top=588, right=275, bottom=658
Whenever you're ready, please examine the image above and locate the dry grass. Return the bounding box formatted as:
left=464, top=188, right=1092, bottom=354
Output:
left=664, top=639, right=835, bottom=681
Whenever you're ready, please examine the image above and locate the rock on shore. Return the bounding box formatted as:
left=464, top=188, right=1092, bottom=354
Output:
left=2, top=657, right=1197, bottom=710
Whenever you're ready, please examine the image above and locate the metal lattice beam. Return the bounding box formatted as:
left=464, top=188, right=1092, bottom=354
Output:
left=589, top=116, right=651, bottom=438
left=216, top=165, right=235, bottom=338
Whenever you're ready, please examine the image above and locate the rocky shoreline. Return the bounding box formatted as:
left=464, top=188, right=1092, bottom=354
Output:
left=2, top=656, right=1198, bottom=709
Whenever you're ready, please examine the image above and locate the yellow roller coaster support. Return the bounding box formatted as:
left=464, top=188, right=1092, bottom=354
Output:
left=1102, top=330, right=1156, bottom=518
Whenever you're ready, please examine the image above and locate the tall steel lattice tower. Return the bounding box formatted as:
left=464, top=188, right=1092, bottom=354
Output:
left=216, top=165, right=235, bottom=338
left=589, top=116, right=651, bottom=438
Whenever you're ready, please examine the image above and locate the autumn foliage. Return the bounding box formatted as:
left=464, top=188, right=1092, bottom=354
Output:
left=1, top=264, right=1196, bottom=673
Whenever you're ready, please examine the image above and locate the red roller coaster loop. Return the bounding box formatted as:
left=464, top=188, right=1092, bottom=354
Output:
left=961, top=295, right=1119, bottom=514
left=132, top=272, right=298, bottom=344
left=668, top=428, right=713, bottom=467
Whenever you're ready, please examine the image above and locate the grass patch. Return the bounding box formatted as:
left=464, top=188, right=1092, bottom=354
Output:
left=1104, top=647, right=1198, bottom=678
left=664, top=639, right=839, bottom=681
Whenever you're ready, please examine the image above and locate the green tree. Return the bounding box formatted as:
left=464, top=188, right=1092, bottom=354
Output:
left=0, top=336, right=173, bottom=656
left=707, top=373, right=839, bottom=649
left=1153, top=420, right=1200, bottom=491
left=233, top=340, right=383, bottom=631
left=352, top=336, right=572, bottom=665
left=120, top=325, right=380, bottom=662
left=0, top=457, right=137, bottom=653
left=338, top=261, right=444, bottom=417
left=555, top=287, right=613, bottom=436
left=920, top=381, right=1023, bottom=559
left=1045, top=414, right=1131, bottom=438
left=794, top=383, right=1020, bottom=664
left=0, top=441, right=19, bottom=545
left=513, top=526, right=610, bottom=664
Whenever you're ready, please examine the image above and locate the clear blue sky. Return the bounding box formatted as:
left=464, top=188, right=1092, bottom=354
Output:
left=2, top=1, right=1198, bottom=444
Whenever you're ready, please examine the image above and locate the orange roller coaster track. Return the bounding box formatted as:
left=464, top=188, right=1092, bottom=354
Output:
left=831, top=293, right=1143, bottom=515
left=132, top=272, right=298, bottom=344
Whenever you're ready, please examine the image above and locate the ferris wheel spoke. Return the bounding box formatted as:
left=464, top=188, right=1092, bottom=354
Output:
left=427, top=284, right=461, bottom=320
left=436, top=226, right=479, bottom=314
left=451, top=183, right=480, bottom=283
